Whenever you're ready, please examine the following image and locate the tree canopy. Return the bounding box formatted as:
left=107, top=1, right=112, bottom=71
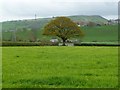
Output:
left=43, top=17, right=84, bottom=45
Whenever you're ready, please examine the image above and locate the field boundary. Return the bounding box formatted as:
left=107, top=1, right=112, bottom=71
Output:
left=1, top=41, right=120, bottom=46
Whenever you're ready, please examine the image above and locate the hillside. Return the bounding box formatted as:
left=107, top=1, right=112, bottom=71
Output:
left=68, top=15, right=108, bottom=24
left=2, top=18, right=51, bottom=31
left=2, top=15, right=108, bottom=32
left=2, top=15, right=118, bottom=43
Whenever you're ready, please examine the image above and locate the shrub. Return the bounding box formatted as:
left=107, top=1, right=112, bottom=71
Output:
left=2, top=41, right=58, bottom=46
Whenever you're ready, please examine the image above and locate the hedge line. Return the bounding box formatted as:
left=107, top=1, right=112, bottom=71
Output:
left=74, top=43, right=119, bottom=46
left=1, top=42, right=58, bottom=46
left=1, top=42, right=119, bottom=46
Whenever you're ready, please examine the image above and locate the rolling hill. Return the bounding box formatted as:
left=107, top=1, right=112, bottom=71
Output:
left=68, top=15, right=108, bottom=24
left=2, top=15, right=108, bottom=32
left=1, top=15, right=118, bottom=43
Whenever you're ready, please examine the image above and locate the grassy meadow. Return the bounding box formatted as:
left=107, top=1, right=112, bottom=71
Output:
left=0, top=47, right=2, bottom=89
left=81, top=25, right=118, bottom=42
left=2, top=46, right=118, bottom=88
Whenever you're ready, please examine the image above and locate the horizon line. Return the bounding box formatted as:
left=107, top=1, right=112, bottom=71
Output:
left=1, top=14, right=118, bottom=22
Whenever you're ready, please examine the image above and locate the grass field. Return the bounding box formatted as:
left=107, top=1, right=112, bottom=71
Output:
left=2, top=46, right=118, bottom=88
left=81, top=25, right=118, bottom=42
left=0, top=47, right=2, bottom=89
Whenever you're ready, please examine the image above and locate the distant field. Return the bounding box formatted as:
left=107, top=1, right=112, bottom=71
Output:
left=2, top=46, right=118, bottom=88
left=81, top=25, right=118, bottom=42
left=2, top=24, right=118, bottom=42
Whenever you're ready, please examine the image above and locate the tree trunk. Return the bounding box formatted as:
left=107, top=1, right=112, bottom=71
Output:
left=62, top=39, right=66, bottom=46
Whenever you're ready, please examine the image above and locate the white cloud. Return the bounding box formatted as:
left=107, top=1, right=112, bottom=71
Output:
left=1, top=0, right=119, bottom=21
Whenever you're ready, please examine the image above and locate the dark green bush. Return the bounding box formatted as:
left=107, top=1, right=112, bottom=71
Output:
left=74, top=43, right=119, bottom=46
left=2, top=41, right=58, bottom=46
left=2, top=41, right=119, bottom=46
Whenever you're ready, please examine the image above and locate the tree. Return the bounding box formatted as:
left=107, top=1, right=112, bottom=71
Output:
left=43, top=17, right=84, bottom=46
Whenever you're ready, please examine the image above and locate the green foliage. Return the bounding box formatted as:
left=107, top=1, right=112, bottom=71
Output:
left=2, top=47, right=118, bottom=88
left=43, top=17, right=84, bottom=45
left=2, top=41, right=119, bottom=46
left=2, top=41, right=58, bottom=46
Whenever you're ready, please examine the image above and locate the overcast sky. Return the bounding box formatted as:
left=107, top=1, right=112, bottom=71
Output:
left=0, top=0, right=119, bottom=21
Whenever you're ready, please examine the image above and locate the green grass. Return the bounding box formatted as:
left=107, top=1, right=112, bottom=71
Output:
left=2, top=46, right=118, bottom=88
left=80, top=25, right=118, bottom=42
left=2, top=24, right=118, bottom=43
left=0, top=47, right=2, bottom=89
